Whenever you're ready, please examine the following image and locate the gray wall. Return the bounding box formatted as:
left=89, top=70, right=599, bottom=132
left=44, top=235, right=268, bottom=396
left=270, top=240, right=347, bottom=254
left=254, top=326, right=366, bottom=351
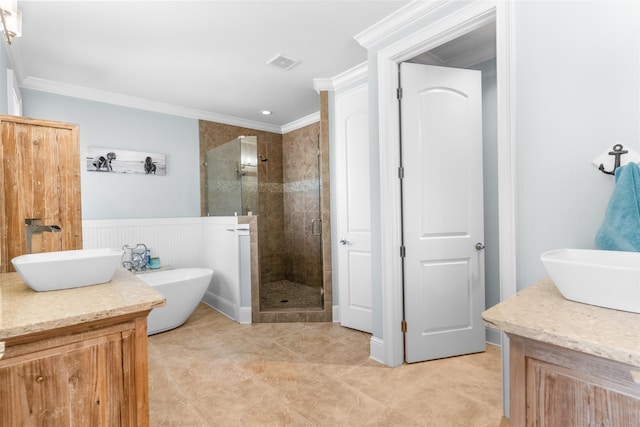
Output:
left=469, top=58, right=499, bottom=312
left=21, top=89, right=200, bottom=219
left=514, top=0, right=639, bottom=290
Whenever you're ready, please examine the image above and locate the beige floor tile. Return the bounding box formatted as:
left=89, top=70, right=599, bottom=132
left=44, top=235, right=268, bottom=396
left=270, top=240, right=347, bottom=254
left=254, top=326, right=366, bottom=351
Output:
left=148, top=365, right=210, bottom=426
left=454, top=344, right=503, bottom=376
left=432, top=359, right=503, bottom=408
left=391, top=387, right=502, bottom=427
left=286, top=380, right=417, bottom=426
left=273, top=328, right=372, bottom=367
left=147, top=304, right=508, bottom=426
left=182, top=377, right=281, bottom=424
left=239, top=402, right=317, bottom=427
left=339, top=360, right=447, bottom=406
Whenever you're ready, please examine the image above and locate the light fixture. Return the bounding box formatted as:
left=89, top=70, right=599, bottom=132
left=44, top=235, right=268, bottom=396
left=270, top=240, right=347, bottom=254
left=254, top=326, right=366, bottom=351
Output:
left=260, top=110, right=272, bottom=116
left=0, top=0, right=21, bottom=45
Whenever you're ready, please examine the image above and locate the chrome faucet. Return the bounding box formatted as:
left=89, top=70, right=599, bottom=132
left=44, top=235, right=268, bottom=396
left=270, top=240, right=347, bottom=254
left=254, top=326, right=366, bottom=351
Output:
left=122, top=243, right=148, bottom=272
left=25, top=218, right=62, bottom=254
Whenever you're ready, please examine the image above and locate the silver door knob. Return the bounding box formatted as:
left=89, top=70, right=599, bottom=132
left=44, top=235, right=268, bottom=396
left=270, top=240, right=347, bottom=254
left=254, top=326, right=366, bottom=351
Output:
left=475, top=242, right=485, bottom=250
left=339, top=239, right=350, bottom=245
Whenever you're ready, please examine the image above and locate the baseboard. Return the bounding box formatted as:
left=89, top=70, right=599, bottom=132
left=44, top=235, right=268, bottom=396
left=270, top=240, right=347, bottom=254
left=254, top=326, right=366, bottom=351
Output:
left=369, top=336, right=385, bottom=364
left=202, top=291, right=237, bottom=321
left=486, top=327, right=501, bottom=346
left=332, top=305, right=340, bottom=323
left=238, top=306, right=252, bottom=324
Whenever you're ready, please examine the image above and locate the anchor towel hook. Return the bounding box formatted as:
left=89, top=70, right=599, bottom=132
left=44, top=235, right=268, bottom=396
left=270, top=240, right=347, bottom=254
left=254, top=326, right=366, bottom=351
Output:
left=599, top=144, right=628, bottom=175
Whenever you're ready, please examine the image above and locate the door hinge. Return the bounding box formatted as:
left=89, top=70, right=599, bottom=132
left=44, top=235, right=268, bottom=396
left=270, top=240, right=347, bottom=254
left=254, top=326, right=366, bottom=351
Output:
left=401, top=319, right=407, bottom=333
left=398, top=166, right=404, bottom=179
left=400, top=245, right=406, bottom=258
left=397, top=87, right=403, bottom=100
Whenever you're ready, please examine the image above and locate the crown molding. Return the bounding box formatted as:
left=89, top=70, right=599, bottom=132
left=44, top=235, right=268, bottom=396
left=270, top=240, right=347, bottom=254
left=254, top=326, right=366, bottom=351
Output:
left=313, top=61, right=368, bottom=94
left=313, top=78, right=333, bottom=93
left=19, top=76, right=290, bottom=134
left=354, top=0, right=450, bottom=49
left=280, top=111, right=320, bottom=134
left=331, top=62, right=368, bottom=92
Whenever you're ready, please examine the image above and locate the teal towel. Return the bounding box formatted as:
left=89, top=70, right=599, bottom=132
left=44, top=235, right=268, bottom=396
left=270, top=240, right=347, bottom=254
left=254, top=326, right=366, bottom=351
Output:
left=595, top=162, right=640, bottom=251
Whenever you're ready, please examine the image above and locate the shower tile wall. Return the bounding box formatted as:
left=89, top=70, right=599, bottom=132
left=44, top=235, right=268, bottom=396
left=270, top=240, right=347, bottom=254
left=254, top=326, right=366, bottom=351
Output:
left=282, top=123, right=322, bottom=288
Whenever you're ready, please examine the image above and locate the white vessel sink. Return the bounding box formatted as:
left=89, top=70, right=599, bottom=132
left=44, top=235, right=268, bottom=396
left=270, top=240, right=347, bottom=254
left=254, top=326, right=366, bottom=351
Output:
left=540, top=248, right=640, bottom=313
left=12, top=248, right=124, bottom=292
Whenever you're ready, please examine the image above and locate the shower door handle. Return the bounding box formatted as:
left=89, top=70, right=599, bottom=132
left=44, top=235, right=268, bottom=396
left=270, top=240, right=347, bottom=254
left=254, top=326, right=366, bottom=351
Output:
left=311, top=219, right=322, bottom=236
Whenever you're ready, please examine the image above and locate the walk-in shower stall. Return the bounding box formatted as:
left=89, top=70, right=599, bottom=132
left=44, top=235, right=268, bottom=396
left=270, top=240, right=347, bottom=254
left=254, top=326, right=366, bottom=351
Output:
left=203, top=132, right=325, bottom=319
left=260, top=133, right=323, bottom=312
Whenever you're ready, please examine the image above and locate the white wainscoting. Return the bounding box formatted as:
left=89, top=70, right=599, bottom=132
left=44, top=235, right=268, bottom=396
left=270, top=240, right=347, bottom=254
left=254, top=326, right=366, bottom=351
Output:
left=83, top=217, right=206, bottom=267
left=200, top=218, right=241, bottom=321
left=83, top=216, right=251, bottom=323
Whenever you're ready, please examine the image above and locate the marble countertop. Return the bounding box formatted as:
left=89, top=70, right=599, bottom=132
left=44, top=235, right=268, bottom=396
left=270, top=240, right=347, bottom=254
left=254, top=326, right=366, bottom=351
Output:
left=482, top=278, right=640, bottom=367
left=0, top=268, right=165, bottom=341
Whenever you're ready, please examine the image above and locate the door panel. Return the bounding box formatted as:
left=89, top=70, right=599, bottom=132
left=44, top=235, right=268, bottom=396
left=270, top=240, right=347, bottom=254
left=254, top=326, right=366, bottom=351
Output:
left=419, top=91, right=470, bottom=236
left=336, top=85, right=373, bottom=333
left=401, top=63, right=485, bottom=363
left=347, top=249, right=373, bottom=310
left=421, top=259, right=471, bottom=333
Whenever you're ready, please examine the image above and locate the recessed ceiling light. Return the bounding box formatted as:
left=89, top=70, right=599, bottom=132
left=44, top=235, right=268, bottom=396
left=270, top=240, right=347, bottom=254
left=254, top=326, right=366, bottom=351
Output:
left=261, top=110, right=272, bottom=116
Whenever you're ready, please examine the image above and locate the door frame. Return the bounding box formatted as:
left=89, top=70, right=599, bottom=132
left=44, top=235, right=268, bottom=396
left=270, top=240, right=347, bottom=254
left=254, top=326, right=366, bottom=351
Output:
left=366, top=0, right=516, bottom=374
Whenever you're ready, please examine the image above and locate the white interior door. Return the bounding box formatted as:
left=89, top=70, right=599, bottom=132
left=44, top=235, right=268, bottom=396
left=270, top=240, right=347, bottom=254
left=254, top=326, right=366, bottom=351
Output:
left=401, top=62, right=485, bottom=363
left=335, top=84, right=373, bottom=333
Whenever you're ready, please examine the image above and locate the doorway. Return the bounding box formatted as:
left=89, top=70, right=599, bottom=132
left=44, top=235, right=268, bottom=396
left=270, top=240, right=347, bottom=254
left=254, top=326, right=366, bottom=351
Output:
left=364, top=1, right=516, bottom=373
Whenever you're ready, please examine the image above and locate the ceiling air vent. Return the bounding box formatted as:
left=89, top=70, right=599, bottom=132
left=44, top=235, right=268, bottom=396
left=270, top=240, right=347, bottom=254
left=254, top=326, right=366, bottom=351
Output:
left=267, top=54, right=301, bottom=71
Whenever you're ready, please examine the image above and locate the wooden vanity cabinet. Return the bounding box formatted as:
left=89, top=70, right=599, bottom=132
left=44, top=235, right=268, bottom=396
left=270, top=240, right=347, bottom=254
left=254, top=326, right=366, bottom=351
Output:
left=0, top=312, right=151, bottom=427
left=509, top=334, right=640, bottom=426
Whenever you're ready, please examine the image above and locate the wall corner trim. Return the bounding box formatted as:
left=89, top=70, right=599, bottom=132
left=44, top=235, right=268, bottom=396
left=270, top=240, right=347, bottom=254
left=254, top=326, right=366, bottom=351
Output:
left=332, top=305, right=340, bottom=323
left=369, top=336, right=386, bottom=364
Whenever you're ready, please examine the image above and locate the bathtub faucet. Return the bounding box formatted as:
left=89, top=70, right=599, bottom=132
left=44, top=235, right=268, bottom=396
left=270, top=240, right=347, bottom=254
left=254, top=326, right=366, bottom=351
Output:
left=122, top=243, right=149, bottom=272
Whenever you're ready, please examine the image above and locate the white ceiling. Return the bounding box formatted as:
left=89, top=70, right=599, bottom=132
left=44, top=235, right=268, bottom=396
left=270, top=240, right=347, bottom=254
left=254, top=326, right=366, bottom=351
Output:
left=10, top=1, right=412, bottom=132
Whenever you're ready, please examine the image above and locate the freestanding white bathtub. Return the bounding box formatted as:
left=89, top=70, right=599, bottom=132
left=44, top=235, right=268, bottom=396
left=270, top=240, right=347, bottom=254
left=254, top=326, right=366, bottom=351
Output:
left=138, top=268, right=213, bottom=335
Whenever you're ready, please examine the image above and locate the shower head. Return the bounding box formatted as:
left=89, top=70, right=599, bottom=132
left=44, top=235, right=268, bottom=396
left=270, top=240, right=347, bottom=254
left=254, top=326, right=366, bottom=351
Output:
left=258, top=154, right=268, bottom=162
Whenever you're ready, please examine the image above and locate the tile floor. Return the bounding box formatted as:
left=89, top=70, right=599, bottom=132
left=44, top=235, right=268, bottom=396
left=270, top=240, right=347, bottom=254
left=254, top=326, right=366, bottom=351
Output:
left=148, top=303, right=510, bottom=426
left=260, top=280, right=324, bottom=311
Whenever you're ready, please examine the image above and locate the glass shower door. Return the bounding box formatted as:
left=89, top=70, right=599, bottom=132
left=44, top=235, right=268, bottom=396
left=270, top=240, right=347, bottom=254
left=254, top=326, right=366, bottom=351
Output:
left=206, top=139, right=242, bottom=216
left=205, top=136, right=258, bottom=216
